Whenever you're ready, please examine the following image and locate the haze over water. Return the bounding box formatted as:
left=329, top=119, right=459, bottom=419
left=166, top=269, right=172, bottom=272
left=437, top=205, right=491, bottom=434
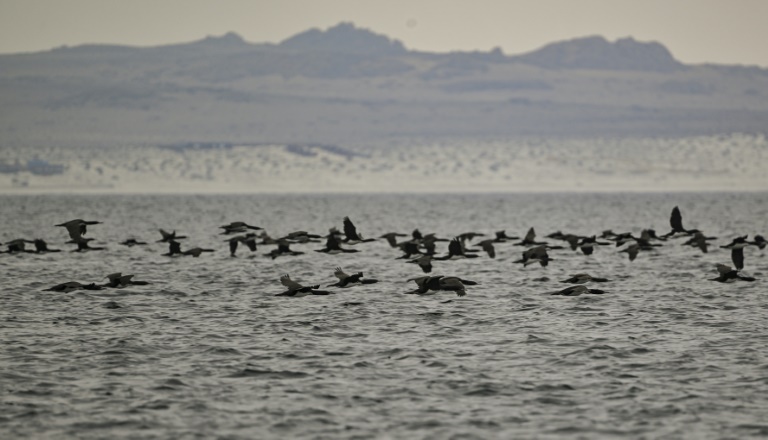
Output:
left=2, top=193, right=767, bottom=438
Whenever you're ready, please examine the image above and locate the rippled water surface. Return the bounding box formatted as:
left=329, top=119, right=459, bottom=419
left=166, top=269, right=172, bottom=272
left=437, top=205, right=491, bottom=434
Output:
left=2, top=193, right=768, bottom=439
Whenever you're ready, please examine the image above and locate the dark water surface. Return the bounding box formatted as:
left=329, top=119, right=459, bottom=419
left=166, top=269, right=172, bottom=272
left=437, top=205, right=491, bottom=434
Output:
left=2, top=193, right=768, bottom=439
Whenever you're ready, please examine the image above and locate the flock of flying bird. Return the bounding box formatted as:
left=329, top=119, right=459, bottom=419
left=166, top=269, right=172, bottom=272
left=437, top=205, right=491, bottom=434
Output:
left=2, top=206, right=764, bottom=297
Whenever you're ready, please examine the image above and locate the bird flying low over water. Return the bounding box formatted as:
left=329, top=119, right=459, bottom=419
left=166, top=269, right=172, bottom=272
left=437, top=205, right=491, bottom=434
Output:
left=380, top=232, right=407, bottom=248
left=182, top=247, right=215, bottom=257
left=220, top=222, right=262, bottom=235
left=684, top=231, right=713, bottom=253
left=514, top=245, right=553, bottom=267
left=343, top=217, right=375, bottom=244
left=276, top=274, right=333, bottom=297
left=120, top=238, right=147, bottom=247
left=281, top=231, right=322, bottom=243
left=405, top=275, right=478, bottom=297
left=577, top=236, right=611, bottom=255
left=226, top=233, right=257, bottom=257
left=493, top=230, right=519, bottom=242
left=515, top=227, right=549, bottom=247
left=328, top=267, right=379, bottom=288
left=710, top=263, right=756, bottom=283
left=316, top=234, right=359, bottom=254
left=662, top=206, right=705, bottom=238
left=3, top=239, right=35, bottom=253
left=163, top=240, right=182, bottom=257
left=751, top=234, right=766, bottom=250
left=550, top=285, right=606, bottom=296
left=729, top=242, right=751, bottom=270
left=560, top=273, right=611, bottom=284
left=265, top=240, right=304, bottom=259
left=103, top=273, right=151, bottom=288
left=719, top=235, right=749, bottom=249
left=476, top=239, right=496, bottom=259
left=620, top=243, right=640, bottom=261
left=43, top=281, right=103, bottom=293
left=56, top=219, right=101, bottom=241
left=407, top=254, right=433, bottom=273
left=72, top=237, right=105, bottom=252
left=435, top=238, right=479, bottom=260
left=33, top=239, right=60, bottom=253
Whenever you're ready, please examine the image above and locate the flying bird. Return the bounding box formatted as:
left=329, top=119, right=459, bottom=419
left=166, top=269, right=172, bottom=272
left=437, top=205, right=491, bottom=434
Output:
left=275, top=274, right=333, bottom=297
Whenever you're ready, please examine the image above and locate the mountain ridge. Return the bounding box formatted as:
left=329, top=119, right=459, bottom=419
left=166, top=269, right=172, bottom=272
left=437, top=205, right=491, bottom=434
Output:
left=1, top=22, right=767, bottom=147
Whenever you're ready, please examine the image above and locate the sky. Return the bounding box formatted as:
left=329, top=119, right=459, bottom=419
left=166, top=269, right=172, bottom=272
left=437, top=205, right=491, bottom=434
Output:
left=1, top=0, right=767, bottom=66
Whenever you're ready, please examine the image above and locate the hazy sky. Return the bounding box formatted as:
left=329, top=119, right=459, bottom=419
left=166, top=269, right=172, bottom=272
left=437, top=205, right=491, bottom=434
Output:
left=2, top=0, right=767, bottom=66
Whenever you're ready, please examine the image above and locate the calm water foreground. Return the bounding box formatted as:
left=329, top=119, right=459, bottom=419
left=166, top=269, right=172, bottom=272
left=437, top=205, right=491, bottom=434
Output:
left=1, top=193, right=768, bottom=439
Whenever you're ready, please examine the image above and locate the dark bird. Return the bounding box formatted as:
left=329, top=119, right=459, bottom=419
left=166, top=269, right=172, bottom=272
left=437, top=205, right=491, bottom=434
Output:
left=72, top=237, right=105, bottom=252
left=328, top=267, right=379, bottom=288
left=458, top=232, right=485, bottom=243
left=578, top=236, right=610, bottom=255
left=158, top=229, right=187, bottom=243
left=407, top=254, right=433, bottom=273
left=380, top=232, right=407, bottom=248
left=220, top=221, right=262, bottom=235
left=550, top=285, right=606, bottom=296
left=620, top=243, right=640, bottom=261
left=396, top=240, right=423, bottom=259
left=103, top=273, right=151, bottom=288
left=163, top=240, right=182, bottom=257
left=731, top=243, right=750, bottom=270
left=226, top=233, right=258, bottom=257
left=435, top=238, right=479, bottom=260
left=477, top=239, right=496, bottom=258
left=710, top=263, right=756, bottom=283
left=33, top=239, right=60, bottom=253
left=515, top=227, right=548, bottom=247
left=281, top=231, right=322, bottom=243
left=719, top=235, right=749, bottom=249
left=182, top=247, right=215, bottom=258
left=752, top=234, right=766, bottom=250
left=56, top=219, right=101, bottom=241
left=119, top=238, right=147, bottom=247
left=265, top=240, right=304, bottom=259
left=514, top=245, right=553, bottom=267
left=316, top=234, right=359, bottom=254
left=493, top=230, right=519, bottom=242
left=343, top=216, right=375, bottom=244
left=560, top=273, right=611, bottom=284
left=405, top=275, right=477, bottom=297
left=43, top=281, right=103, bottom=293
left=664, top=206, right=687, bottom=237
left=275, top=274, right=333, bottom=297
left=4, top=239, right=35, bottom=253
left=685, top=231, right=710, bottom=253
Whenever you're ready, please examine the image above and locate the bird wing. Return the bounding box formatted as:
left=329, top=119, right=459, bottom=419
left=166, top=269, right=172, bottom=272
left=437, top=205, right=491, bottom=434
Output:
left=524, top=227, right=536, bottom=242
left=325, top=234, right=342, bottom=250
left=716, top=263, right=732, bottom=275
left=448, top=238, right=462, bottom=256
left=481, top=240, right=495, bottom=258
left=670, top=206, right=684, bottom=232
left=280, top=274, right=303, bottom=290
left=334, top=267, right=349, bottom=280
left=343, top=217, right=360, bottom=240
left=731, top=247, right=745, bottom=270
left=64, top=223, right=82, bottom=241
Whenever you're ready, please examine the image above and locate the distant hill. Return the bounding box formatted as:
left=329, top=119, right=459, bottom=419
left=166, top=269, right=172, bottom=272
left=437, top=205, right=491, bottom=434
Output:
left=279, top=22, right=407, bottom=55
left=0, top=22, right=766, bottom=148
left=511, top=35, right=684, bottom=72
